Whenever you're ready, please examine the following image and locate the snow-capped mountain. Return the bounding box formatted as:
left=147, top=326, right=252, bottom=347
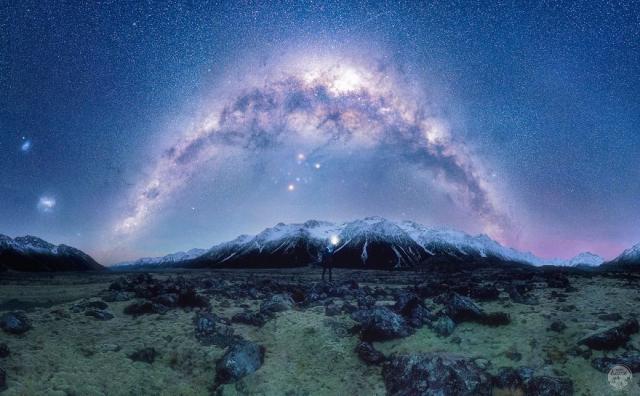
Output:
left=565, top=252, right=604, bottom=267
left=0, top=234, right=103, bottom=272
left=147, top=217, right=569, bottom=270
left=113, top=217, right=627, bottom=270
left=605, top=242, right=640, bottom=267
left=115, top=248, right=206, bottom=268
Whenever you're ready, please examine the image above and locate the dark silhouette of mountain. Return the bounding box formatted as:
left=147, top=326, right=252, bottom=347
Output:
left=0, top=234, right=103, bottom=272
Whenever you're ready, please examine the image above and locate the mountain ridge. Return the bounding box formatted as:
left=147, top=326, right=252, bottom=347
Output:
left=111, top=217, right=620, bottom=270
left=0, top=234, right=103, bottom=272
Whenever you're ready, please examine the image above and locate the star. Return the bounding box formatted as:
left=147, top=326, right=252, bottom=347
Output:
left=287, top=184, right=295, bottom=191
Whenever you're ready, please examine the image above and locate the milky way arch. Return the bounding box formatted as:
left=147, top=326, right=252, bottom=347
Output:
left=115, top=58, right=511, bottom=242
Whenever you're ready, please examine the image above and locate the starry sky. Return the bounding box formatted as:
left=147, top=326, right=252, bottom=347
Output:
left=1, top=1, right=639, bottom=264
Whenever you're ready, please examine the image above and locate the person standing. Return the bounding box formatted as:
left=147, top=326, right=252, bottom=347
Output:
left=322, top=235, right=340, bottom=282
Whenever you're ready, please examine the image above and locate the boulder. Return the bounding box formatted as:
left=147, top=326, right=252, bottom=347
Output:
left=85, top=309, right=114, bottom=321
left=231, top=311, right=266, bottom=327
left=351, top=306, right=413, bottom=342
left=492, top=367, right=573, bottom=396
left=355, top=341, right=386, bottom=365
left=216, top=341, right=265, bottom=384
left=526, top=376, right=573, bottom=396
left=260, top=294, right=294, bottom=315
left=579, top=318, right=639, bottom=350
left=128, top=347, right=157, bottom=364
left=0, top=312, right=31, bottom=334
left=382, top=353, right=492, bottom=396
left=0, top=367, right=5, bottom=392
left=548, top=321, right=567, bottom=333
left=592, top=354, right=640, bottom=373
left=431, top=315, right=456, bottom=337
left=436, top=293, right=510, bottom=326
left=194, top=312, right=240, bottom=347
left=123, top=301, right=168, bottom=316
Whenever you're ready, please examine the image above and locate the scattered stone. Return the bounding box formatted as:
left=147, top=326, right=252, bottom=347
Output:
left=382, top=353, right=492, bottom=396
left=436, top=293, right=510, bottom=326
left=492, top=367, right=572, bottom=396
left=194, top=312, right=240, bottom=347
left=526, top=376, right=573, bottom=396
left=216, top=341, right=265, bottom=384
left=548, top=320, right=567, bottom=333
left=355, top=341, right=385, bottom=365
left=128, top=347, right=157, bottom=364
left=356, top=295, right=376, bottom=309
left=85, top=309, right=114, bottom=321
left=579, top=318, right=639, bottom=350
left=123, top=301, right=168, bottom=316
left=100, top=290, right=134, bottom=302
left=351, top=306, right=413, bottom=342
left=152, top=293, right=179, bottom=308
left=260, top=294, right=294, bottom=315
left=431, top=315, right=456, bottom=337
left=177, top=288, right=210, bottom=309
left=0, top=343, right=9, bottom=358
left=598, top=313, right=623, bottom=322
left=0, top=312, right=31, bottom=334
left=591, top=354, right=640, bottom=373
left=231, top=311, right=266, bottom=327
left=0, top=367, right=5, bottom=392
left=325, top=302, right=342, bottom=316
left=507, top=284, right=539, bottom=305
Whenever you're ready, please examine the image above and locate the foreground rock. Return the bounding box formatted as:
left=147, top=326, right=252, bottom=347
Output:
left=435, top=293, right=510, bottom=326
left=0, top=367, right=6, bottom=392
left=128, top=347, right=157, bottom=364
left=351, top=306, right=413, bottom=342
left=194, top=312, right=240, bottom=347
left=592, top=354, right=640, bottom=373
left=355, top=341, right=386, bottom=365
left=578, top=318, right=639, bottom=350
left=382, top=353, right=492, bottom=395
left=0, top=343, right=9, bottom=358
left=493, top=367, right=573, bottom=395
left=216, top=341, right=265, bottom=384
left=0, top=312, right=31, bottom=334
left=259, top=293, right=294, bottom=316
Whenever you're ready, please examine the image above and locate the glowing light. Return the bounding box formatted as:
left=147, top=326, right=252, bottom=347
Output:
left=314, top=163, right=321, bottom=169
left=331, top=67, right=363, bottom=94
left=21, top=139, right=32, bottom=152
left=37, top=196, right=56, bottom=213
left=287, top=184, right=295, bottom=191
left=297, top=153, right=305, bottom=161
left=330, top=234, right=340, bottom=246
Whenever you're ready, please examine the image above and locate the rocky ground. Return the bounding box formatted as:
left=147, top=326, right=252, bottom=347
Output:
left=0, top=267, right=639, bottom=395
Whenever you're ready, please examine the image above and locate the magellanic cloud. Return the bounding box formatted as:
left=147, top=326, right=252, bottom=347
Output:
left=114, top=57, right=512, bottom=242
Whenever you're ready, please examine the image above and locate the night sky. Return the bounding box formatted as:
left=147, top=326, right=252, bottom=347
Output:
left=1, top=1, right=639, bottom=264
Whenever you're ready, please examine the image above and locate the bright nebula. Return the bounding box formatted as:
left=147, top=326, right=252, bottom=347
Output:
left=37, top=196, right=56, bottom=213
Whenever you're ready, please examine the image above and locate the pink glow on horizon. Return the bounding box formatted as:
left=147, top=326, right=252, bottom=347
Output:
left=516, top=237, right=627, bottom=261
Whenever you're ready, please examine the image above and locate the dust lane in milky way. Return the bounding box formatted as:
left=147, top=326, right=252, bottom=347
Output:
left=114, top=54, right=511, bottom=248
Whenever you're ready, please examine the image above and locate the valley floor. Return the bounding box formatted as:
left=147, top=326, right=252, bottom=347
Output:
left=0, top=268, right=639, bottom=395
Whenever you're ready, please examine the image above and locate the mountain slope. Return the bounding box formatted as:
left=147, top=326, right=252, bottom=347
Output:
left=603, top=242, right=640, bottom=269
left=0, top=234, right=103, bottom=272
left=172, top=217, right=555, bottom=270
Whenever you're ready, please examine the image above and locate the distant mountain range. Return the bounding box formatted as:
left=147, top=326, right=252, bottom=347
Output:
left=0, top=234, right=103, bottom=272
left=112, top=217, right=635, bottom=270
